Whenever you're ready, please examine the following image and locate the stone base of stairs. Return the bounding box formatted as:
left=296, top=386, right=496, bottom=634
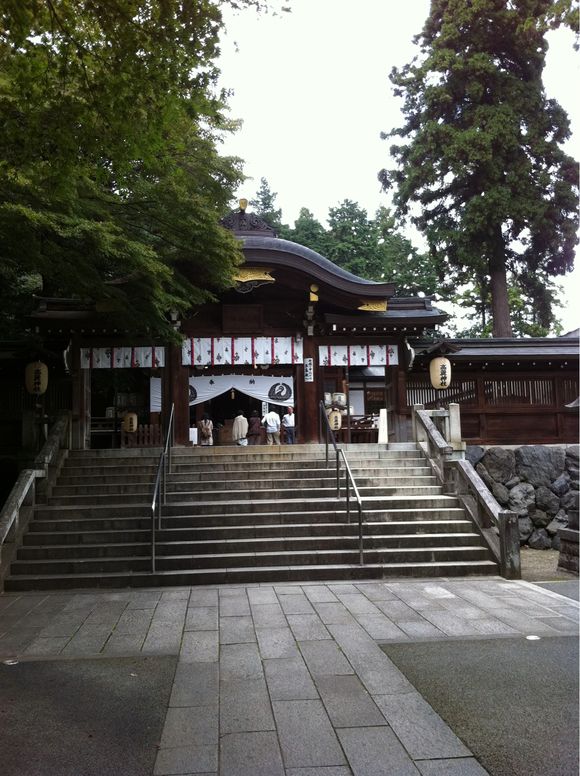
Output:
left=5, top=560, right=499, bottom=591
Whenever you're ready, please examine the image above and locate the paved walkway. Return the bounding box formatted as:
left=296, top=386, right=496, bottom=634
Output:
left=1, top=577, right=579, bottom=776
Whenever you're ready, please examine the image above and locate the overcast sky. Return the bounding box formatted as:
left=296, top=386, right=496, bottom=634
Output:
left=217, top=1, right=579, bottom=333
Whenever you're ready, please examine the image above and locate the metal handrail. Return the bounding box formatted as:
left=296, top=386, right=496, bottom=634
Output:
left=338, top=449, right=365, bottom=565
left=319, top=401, right=365, bottom=564
left=150, top=403, right=175, bottom=573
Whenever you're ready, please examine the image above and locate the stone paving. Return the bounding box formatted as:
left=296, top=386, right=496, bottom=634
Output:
left=1, top=576, right=579, bottom=776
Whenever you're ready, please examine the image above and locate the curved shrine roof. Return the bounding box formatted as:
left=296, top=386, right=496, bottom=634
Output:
left=241, top=235, right=395, bottom=299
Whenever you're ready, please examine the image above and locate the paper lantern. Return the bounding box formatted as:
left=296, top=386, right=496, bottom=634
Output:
left=328, top=409, right=342, bottom=431
left=122, top=412, right=138, bottom=433
left=429, top=357, right=451, bottom=390
left=25, top=361, right=48, bottom=395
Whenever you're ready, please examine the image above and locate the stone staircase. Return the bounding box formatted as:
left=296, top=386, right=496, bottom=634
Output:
left=3, top=443, right=499, bottom=590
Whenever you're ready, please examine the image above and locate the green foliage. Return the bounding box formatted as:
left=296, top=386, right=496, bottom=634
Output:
left=374, top=207, right=439, bottom=296
left=380, top=0, right=579, bottom=337
left=0, top=0, right=264, bottom=341
left=325, top=200, right=383, bottom=279
left=286, top=207, right=329, bottom=255
left=280, top=198, right=437, bottom=297
left=448, top=273, right=563, bottom=338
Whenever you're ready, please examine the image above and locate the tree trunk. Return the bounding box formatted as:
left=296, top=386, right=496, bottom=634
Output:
left=489, top=236, right=513, bottom=338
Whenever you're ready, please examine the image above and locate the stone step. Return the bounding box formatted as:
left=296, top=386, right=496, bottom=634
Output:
left=23, top=518, right=474, bottom=547
left=51, top=475, right=438, bottom=497
left=64, top=442, right=419, bottom=461
left=3, top=560, right=499, bottom=591
left=170, top=458, right=427, bottom=474
left=170, top=451, right=423, bottom=465
left=167, top=485, right=444, bottom=503
left=60, top=464, right=160, bottom=477
left=46, top=484, right=446, bottom=506
left=34, top=495, right=462, bottom=521
left=17, top=532, right=484, bottom=561
left=171, top=464, right=432, bottom=479
left=55, top=463, right=428, bottom=486
left=57, top=473, right=157, bottom=486
left=27, top=509, right=468, bottom=536
left=10, top=545, right=492, bottom=575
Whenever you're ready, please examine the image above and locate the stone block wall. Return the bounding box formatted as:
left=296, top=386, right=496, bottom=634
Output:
left=466, top=444, right=579, bottom=551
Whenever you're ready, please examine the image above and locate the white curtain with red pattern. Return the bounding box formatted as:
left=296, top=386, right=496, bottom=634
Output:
left=181, top=336, right=303, bottom=367
left=80, top=346, right=165, bottom=369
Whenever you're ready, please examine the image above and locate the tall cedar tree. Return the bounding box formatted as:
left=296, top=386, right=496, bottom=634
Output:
left=379, top=0, right=578, bottom=337
left=249, top=177, right=285, bottom=234
left=0, top=1, right=270, bottom=341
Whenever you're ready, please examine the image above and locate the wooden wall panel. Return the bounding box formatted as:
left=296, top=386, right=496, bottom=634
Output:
left=399, top=369, right=578, bottom=445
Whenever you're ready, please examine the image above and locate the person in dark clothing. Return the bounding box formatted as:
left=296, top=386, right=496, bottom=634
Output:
left=247, top=409, right=262, bottom=445
left=282, top=406, right=296, bottom=444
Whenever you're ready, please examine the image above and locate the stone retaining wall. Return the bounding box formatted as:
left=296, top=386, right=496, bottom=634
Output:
left=466, top=444, right=579, bottom=550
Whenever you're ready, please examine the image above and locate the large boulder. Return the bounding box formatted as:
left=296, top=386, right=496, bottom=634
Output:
left=565, top=444, right=579, bottom=468
left=492, top=482, right=510, bottom=506
left=528, top=528, right=552, bottom=550
left=529, top=508, right=551, bottom=528
left=515, top=446, right=565, bottom=488
left=505, top=476, right=521, bottom=488
left=481, top=447, right=516, bottom=484
left=551, top=473, right=570, bottom=497
left=567, top=467, right=580, bottom=490
left=560, top=490, right=579, bottom=513
left=466, top=446, right=485, bottom=467
left=508, top=483, right=536, bottom=515
left=546, top=510, right=568, bottom=536
left=518, top=516, right=534, bottom=543
left=536, top=485, right=561, bottom=516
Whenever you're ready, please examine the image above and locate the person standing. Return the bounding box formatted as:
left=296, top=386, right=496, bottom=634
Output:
left=261, top=407, right=281, bottom=446
left=247, top=410, right=262, bottom=445
left=198, top=412, right=213, bottom=446
left=282, top=406, right=295, bottom=444
left=232, top=409, right=249, bottom=446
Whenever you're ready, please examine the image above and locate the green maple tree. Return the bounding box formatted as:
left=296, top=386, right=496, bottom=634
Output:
left=0, top=0, right=272, bottom=341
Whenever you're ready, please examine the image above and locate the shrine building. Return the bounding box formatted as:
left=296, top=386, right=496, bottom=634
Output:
left=2, top=203, right=577, bottom=460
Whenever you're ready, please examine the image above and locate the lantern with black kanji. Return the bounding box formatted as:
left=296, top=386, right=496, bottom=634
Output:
left=328, top=408, right=342, bottom=431
left=25, top=361, right=48, bottom=396
left=429, top=357, right=451, bottom=390
left=122, top=412, right=138, bottom=433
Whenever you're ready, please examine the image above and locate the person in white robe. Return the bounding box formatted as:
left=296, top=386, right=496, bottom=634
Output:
left=232, top=409, right=249, bottom=446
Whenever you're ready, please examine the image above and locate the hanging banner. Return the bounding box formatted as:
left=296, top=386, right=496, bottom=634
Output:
left=150, top=377, right=162, bottom=412
left=80, top=346, right=165, bottom=369
left=318, top=344, right=398, bottom=367
left=149, top=374, right=294, bottom=413
left=182, top=336, right=303, bottom=366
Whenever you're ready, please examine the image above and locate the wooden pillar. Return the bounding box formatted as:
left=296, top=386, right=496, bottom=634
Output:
left=71, top=338, right=90, bottom=450
left=476, top=373, right=486, bottom=442
left=164, top=343, right=189, bottom=445
left=302, top=337, right=319, bottom=442
left=554, top=373, right=564, bottom=441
